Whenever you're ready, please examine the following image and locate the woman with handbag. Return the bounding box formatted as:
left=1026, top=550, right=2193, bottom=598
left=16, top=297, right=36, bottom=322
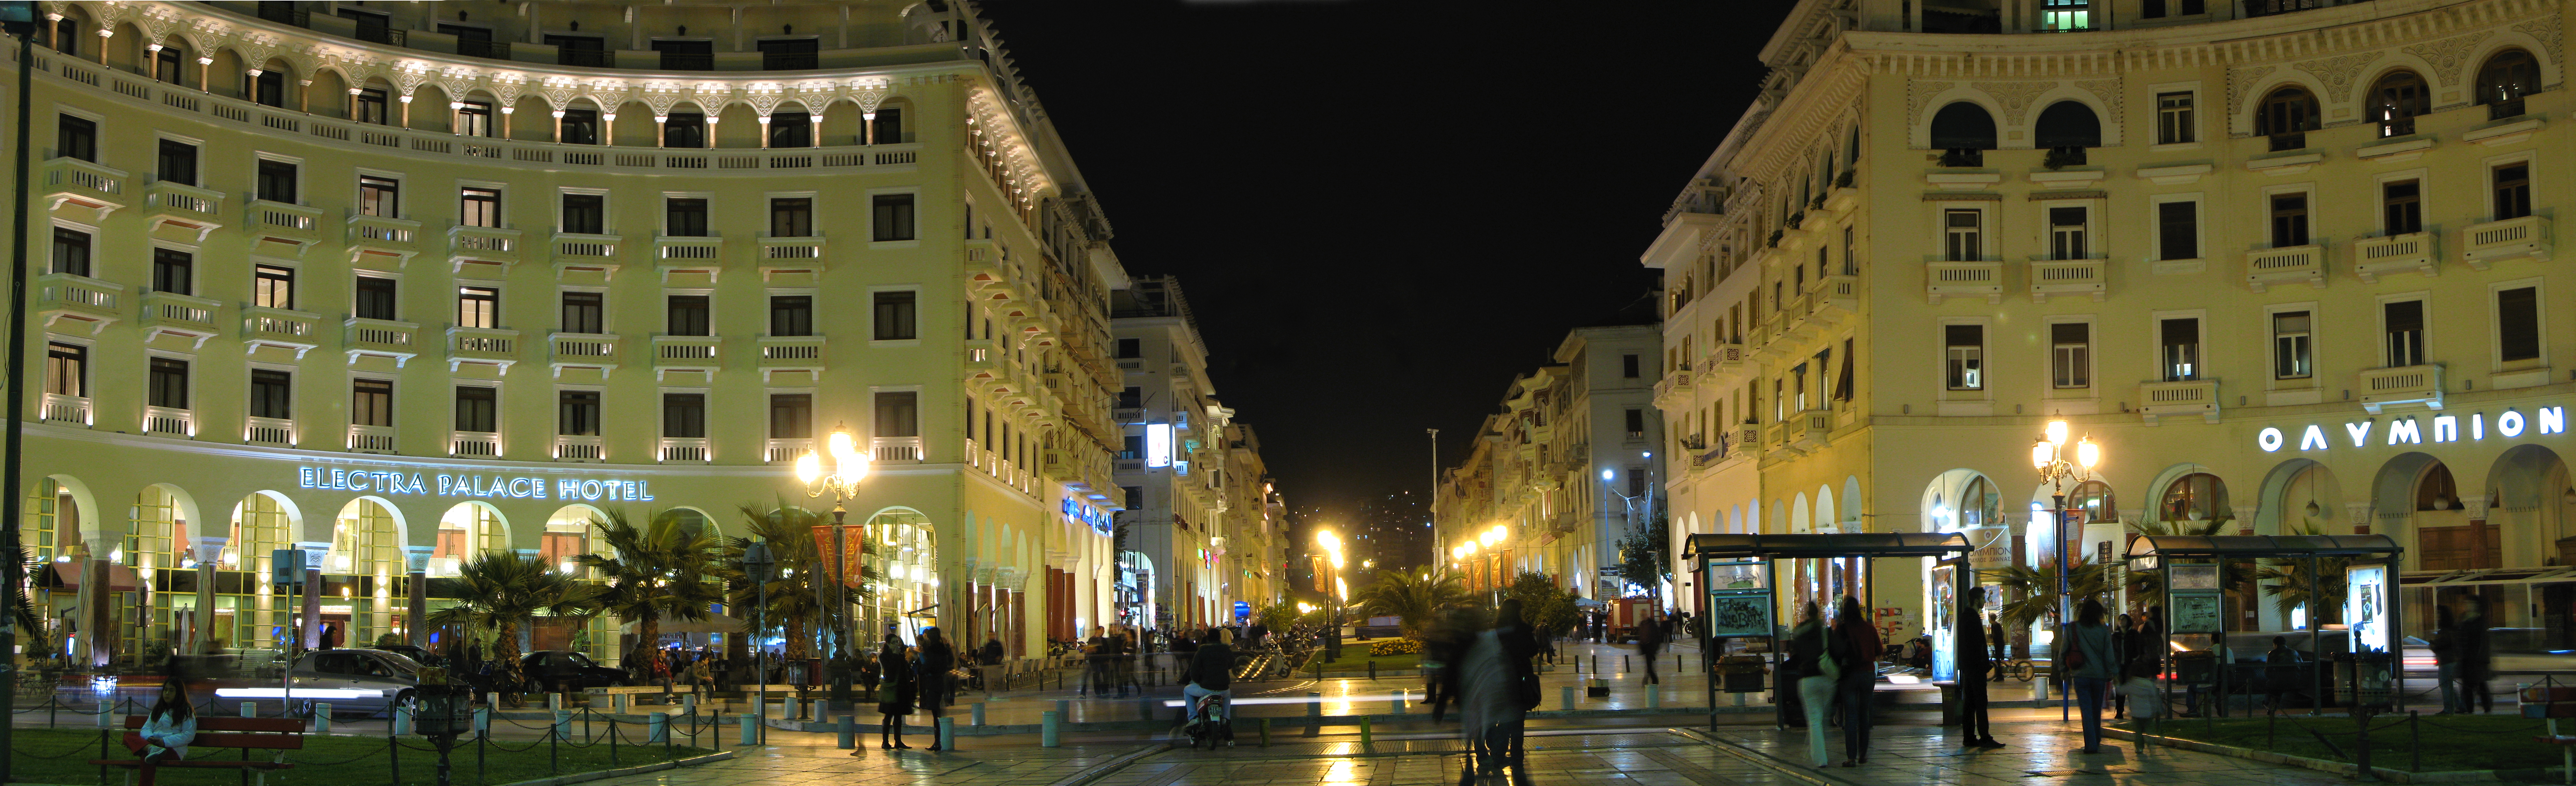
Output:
left=2067, top=599, right=2118, bottom=754
left=1786, top=601, right=1836, bottom=769
left=915, top=627, right=956, bottom=751
left=874, top=636, right=916, bottom=750
left=1830, top=596, right=1883, bottom=766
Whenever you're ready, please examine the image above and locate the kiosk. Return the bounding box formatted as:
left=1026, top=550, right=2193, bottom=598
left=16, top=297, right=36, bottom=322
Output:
left=1684, top=532, right=1974, bottom=730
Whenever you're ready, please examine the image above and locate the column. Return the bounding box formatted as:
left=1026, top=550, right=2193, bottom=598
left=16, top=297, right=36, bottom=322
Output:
left=192, top=536, right=225, bottom=653
left=297, top=541, right=330, bottom=650
left=2232, top=506, right=2259, bottom=536
left=2346, top=502, right=2376, bottom=536
left=404, top=545, right=434, bottom=647
left=79, top=536, right=113, bottom=668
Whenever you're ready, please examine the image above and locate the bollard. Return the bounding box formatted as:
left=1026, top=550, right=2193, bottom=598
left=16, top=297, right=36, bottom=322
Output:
left=315, top=705, right=333, bottom=734
left=1040, top=710, right=1061, bottom=748
left=2032, top=679, right=2047, bottom=702
left=104, top=701, right=118, bottom=727
left=1056, top=698, right=1070, bottom=722
left=938, top=716, right=955, bottom=750
left=1732, top=691, right=1746, bottom=707
left=682, top=694, right=696, bottom=715
left=548, top=693, right=562, bottom=712
left=1624, top=655, right=1631, bottom=673
left=1307, top=691, right=1322, bottom=718
left=1259, top=716, right=1271, bottom=747
left=553, top=710, right=571, bottom=741
left=614, top=693, right=629, bottom=714
left=1593, top=655, right=1600, bottom=674
left=649, top=711, right=669, bottom=745
left=487, top=692, right=501, bottom=710
left=838, top=714, right=855, bottom=748
left=1648, top=688, right=1661, bottom=709
left=394, top=705, right=413, bottom=736
left=971, top=703, right=986, bottom=726
left=1359, top=715, right=1372, bottom=746
left=1392, top=691, right=1407, bottom=715
left=739, top=712, right=758, bottom=745
left=1368, top=661, right=1377, bottom=680
left=236, top=701, right=253, bottom=719
left=475, top=707, right=490, bottom=734
left=1562, top=685, right=1576, bottom=711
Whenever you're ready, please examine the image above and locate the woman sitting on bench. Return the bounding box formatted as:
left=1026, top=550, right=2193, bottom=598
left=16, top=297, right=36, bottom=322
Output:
left=139, top=680, right=197, bottom=766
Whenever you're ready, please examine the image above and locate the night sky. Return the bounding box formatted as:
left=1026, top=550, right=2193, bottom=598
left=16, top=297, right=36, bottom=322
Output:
left=979, top=1, right=1793, bottom=535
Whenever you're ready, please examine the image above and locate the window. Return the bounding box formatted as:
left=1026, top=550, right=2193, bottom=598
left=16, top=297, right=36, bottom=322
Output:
left=2048, top=206, right=2088, bottom=260
left=336, top=7, right=392, bottom=42
left=2157, top=200, right=2199, bottom=260
left=256, top=160, right=297, bottom=203
left=1116, top=338, right=1141, bottom=358
left=1121, top=435, right=1145, bottom=460
left=2257, top=87, right=2319, bottom=150
left=1929, top=102, right=1996, bottom=165
left=873, top=291, right=917, bottom=340
left=560, top=291, right=605, bottom=334
left=650, top=39, right=713, bottom=70
left=664, top=198, right=709, bottom=237
left=1118, top=386, right=1142, bottom=409
left=2032, top=101, right=2101, bottom=161
left=558, top=391, right=601, bottom=436
left=2499, top=287, right=2541, bottom=363
left=875, top=391, right=920, bottom=438
left=1122, top=486, right=1144, bottom=510
left=249, top=369, right=292, bottom=420
left=354, top=88, right=389, bottom=125
left=561, top=193, right=604, bottom=234
left=454, top=386, right=497, bottom=432
left=1623, top=408, right=1646, bottom=437
left=2155, top=91, right=2194, bottom=144
left=1622, top=354, right=1641, bottom=378
left=2382, top=180, right=2422, bottom=235
left=664, top=113, right=706, bottom=149
left=2384, top=300, right=2425, bottom=367
left=252, top=265, right=295, bottom=310
left=44, top=343, right=85, bottom=397
left=56, top=115, right=96, bottom=162
left=2270, top=193, right=2310, bottom=248
left=2477, top=50, right=2541, bottom=118
left=441, top=24, right=499, bottom=58
left=2367, top=70, right=2429, bottom=138
left=358, top=175, right=400, bottom=217
left=769, top=394, right=813, bottom=439
left=2494, top=164, right=2532, bottom=221
left=50, top=17, right=76, bottom=57
left=873, top=194, right=917, bottom=241
left=547, top=35, right=609, bottom=67
left=351, top=379, right=393, bottom=428
left=870, top=107, right=905, bottom=145
left=758, top=37, right=820, bottom=70
left=249, top=70, right=285, bottom=108
left=457, top=187, right=501, bottom=228
left=769, top=295, right=814, bottom=336
left=2051, top=322, right=2091, bottom=389
left=662, top=393, right=706, bottom=438
left=2144, top=0, right=2167, bottom=17
left=1943, top=324, right=1983, bottom=391
left=769, top=198, right=813, bottom=237
left=457, top=286, right=499, bottom=329
left=666, top=295, right=710, bottom=336
left=559, top=109, right=599, bottom=145
left=151, top=248, right=192, bottom=296
left=157, top=140, right=197, bottom=186
left=2160, top=317, right=2200, bottom=381
left=155, top=45, right=184, bottom=85
left=2160, top=473, right=2230, bottom=523
left=1942, top=209, right=1981, bottom=261
left=354, top=277, right=397, bottom=321
left=769, top=111, right=811, bottom=147
left=147, top=357, right=188, bottom=410
left=2040, top=0, right=2090, bottom=30
left=455, top=100, right=494, bottom=137
left=50, top=228, right=90, bottom=276
left=2273, top=311, right=2313, bottom=380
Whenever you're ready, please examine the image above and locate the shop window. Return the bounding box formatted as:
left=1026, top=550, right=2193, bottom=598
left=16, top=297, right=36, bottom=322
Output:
left=2158, top=473, right=2229, bottom=523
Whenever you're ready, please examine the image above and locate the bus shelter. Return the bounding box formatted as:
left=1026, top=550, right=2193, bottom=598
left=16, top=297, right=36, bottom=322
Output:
left=1684, top=532, right=1973, bottom=728
left=2126, top=534, right=2403, bottom=717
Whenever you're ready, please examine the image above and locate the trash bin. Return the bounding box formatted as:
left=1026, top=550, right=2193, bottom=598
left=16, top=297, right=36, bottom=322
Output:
left=1718, top=656, right=1767, bottom=693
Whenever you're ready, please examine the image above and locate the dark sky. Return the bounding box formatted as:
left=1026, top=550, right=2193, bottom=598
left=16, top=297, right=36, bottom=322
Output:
left=979, top=1, right=1791, bottom=529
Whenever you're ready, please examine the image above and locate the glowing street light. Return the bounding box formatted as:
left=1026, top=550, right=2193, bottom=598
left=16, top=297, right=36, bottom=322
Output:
left=792, top=422, right=875, bottom=706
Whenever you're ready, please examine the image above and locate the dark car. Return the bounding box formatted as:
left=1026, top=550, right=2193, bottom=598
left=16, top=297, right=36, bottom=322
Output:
left=521, top=650, right=629, bottom=691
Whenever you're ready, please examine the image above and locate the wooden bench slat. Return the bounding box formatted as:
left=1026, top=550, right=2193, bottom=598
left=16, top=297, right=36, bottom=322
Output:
left=119, top=732, right=306, bottom=751
left=91, top=761, right=294, bottom=770
left=121, top=716, right=307, bottom=733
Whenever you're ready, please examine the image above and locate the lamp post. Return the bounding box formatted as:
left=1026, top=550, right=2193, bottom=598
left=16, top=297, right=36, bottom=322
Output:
left=2029, top=419, right=2101, bottom=721
left=0, top=6, right=44, bottom=778
left=1316, top=529, right=1344, bottom=659
left=793, top=425, right=872, bottom=707
left=738, top=541, right=775, bottom=744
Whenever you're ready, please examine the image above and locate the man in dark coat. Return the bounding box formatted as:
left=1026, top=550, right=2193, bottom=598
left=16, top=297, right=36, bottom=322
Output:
left=1957, top=587, right=2003, bottom=749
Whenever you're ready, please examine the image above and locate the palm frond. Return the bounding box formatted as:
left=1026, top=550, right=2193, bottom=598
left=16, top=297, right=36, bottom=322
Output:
left=1348, top=568, right=1470, bottom=640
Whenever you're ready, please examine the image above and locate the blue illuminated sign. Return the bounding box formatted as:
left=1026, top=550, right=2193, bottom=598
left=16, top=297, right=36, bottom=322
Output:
left=298, top=467, right=656, bottom=501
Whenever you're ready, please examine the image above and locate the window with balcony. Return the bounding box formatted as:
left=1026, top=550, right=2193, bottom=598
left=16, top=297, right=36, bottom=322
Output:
left=249, top=369, right=292, bottom=420
left=2270, top=193, right=2310, bottom=248
left=560, top=193, right=604, bottom=234
left=2367, top=70, right=2429, bottom=138
left=2157, top=200, right=2199, bottom=261
left=769, top=295, right=814, bottom=336
left=157, top=140, right=197, bottom=186
left=1121, top=435, right=1144, bottom=461
left=56, top=115, right=95, bottom=163
left=354, top=276, right=397, bottom=321
left=249, top=70, right=285, bottom=108
left=647, top=39, right=713, bottom=70
left=352, top=379, right=393, bottom=428
left=441, top=25, right=501, bottom=59
left=2040, top=0, right=2090, bottom=30
left=2160, top=317, right=2201, bottom=381
left=50, top=17, right=78, bottom=57
left=558, top=391, right=601, bottom=436
left=2273, top=310, right=2313, bottom=380
left=148, top=357, right=188, bottom=410
left=666, top=295, right=710, bottom=336
left=769, top=111, right=812, bottom=147
left=1929, top=102, right=1995, bottom=167
left=50, top=228, right=89, bottom=277
left=547, top=35, right=609, bottom=67
left=2052, top=322, right=2091, bottom=389
left=454, top=386, right=497, bottom=433
left=665, top=198, right=709, bottom=237
left=256, top=160, right=298, bottom=204
left=758, top=37, right=820, bottom=70
left=2383, top=300, right=2425, bottom=368
left=876, top=391, right=920, bottom=438
left=2382, top=180, right=2422, bottom=236
left=870, top=108, right=905, bottom=145
left=1943, top=324, right=1983, bottom=391
left=354, top=89, right=389, bottom=125
left=559, top=109, right=599, bottom=145
left=152, top=248, right=192, bottom=295
left=1942, top=209, right=1981, bottom=261
left=1118, top=387, right=1142, bottom=409
left=335, top=8, right=393, bottom=41
left=873, top=194, right=916, bottom=241
left=457, top=286, right=499, bottom=329
left=253, top=265, right=296, bottom=310
left=2494, top=164, right=2532, bottom=221
left=44, top=343, right=85, bottom=397
left=2047, top=206, right=2089, bottom=260
left=154, top=45, right=184, bottom=85
left=664, top=113, right=707, bottom=149
left=1117, top=338, right=1142, bottom=359
left=2156, top=91, right=2195, bottom=144
left=2499, top=287, right=2541, bottom=363
left=1624, top=408, right=1646, bottom=438
left=769, top=394, right=813, bottom=439
left=2477, top=49, right=2541, bottom=119
left=769, top=198, right=813, bottom=237
left=358, top=175, right=400, bottom=218
left=663, top=393, right=706, bottom=439
left=455, top=101, right=495, bottom=138
left=460, top=187, right=501, bottom=228
left=2257, top=86, right=2319, bottom=151
left=560, top=291, right=604, bottom=334
left=873, top=291, right=917, bottom=340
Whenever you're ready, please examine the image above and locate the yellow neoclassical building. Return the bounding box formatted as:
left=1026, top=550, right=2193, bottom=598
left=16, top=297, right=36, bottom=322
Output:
left=1649, top=0, right=2573, bottom=651
left=14, top=0, right=1143, bottom=668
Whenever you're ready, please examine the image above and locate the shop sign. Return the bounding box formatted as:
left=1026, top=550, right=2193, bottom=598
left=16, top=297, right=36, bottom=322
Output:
left=2257, top=407, right=2563, bottom=452
left=297, top=466, right=657, bottom=501
left=1061, top=496, right=1111, bottom=535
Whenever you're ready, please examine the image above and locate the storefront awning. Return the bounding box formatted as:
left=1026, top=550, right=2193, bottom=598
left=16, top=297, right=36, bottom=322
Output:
left=43, top=562, right=142, bottom=591
left=1683, top=532, right=1971, bottom=559
left=2124, top=534, right=2402, bottom=559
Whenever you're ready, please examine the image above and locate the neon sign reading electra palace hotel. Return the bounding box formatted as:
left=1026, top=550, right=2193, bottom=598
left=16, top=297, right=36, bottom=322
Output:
left=297, top=467, right=657, bottom=502
left=2256, top=407, right=2568, bottom=452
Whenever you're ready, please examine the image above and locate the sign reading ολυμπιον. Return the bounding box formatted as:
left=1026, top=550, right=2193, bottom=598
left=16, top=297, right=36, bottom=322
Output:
left=2256, top=407, right=2564, bottom=452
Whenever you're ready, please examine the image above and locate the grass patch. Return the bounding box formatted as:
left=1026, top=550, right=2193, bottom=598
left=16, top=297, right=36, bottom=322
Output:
left=1308, top=640, right=1423, bottom=673
left=2125, top=713, right=2561, bottom=772
left=6, top=728, right=717, bottom=786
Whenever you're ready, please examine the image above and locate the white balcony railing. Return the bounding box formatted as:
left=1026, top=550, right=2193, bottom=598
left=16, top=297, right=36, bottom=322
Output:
left=658, top=437, right=710, bottom=463
left=450, top=431, right=502, bottom=458
left=759, top=336, right=825, bottom=365
left=554, top=233, right=621, bottom=258
left=142, top=405, right=193, bottom=437
left=2137, top=380, right=2219, bottom=420
left=41, top=393, right=91, bottom=426
left=2027, top=258, right=2106, bottom=301
left=2352, top=232, right=2437, bottom=282
left=1925, top=260, right=2003, bottom=304
left=449, top=225, right=521, bottom=256
left=554, top=435, right=605, bottom=462
left=873, top=436, right=925, bottom=463
left=2462, top=215, right=2551, bottom=268
left=655, top=235, right=725, bottom=261
left=2356, top=364, right=2443, bottom=414
left=765, top=437, right=813, bottom=463
left=760, top=234, right=827, bottom=260
left=245, top=416, right=296, bottom=446
left=348, top=423, right=397, bottom=454
left=2244, top=245, right=2326, bottom=291
left=653, top=336, right=721, bottom=367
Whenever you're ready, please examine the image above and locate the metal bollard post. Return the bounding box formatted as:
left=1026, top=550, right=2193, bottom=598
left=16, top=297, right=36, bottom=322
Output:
left=738, top=712, right=758, bottom=745
left=1392, top=691, right=1406, bottom=715
left=971, top=703, right=986, bottom=726
left=839, top=714, right=855, bottom=749
left=487, top=692, right=501, bottom=710
left=938, top=716, right=955, bottom=750
left=1041, top=710, right=1061, bottom=748
left=613, top=693, right=629, bottom=715
left=1359, top=715, right=1371, bottom=746
left=553, top=710, right=571, bottom=741
left=1308, top=691, right=1322, bottom=719
left=1648, top=688, right=1661, bottom=709
left=548, top=693, right=562, bottom=712
left=1259, top=716, right=1271, bottom=747
left=649, top=711, right=669, bottom=745
left=236, top=701, right=254, bottom=718
left=682, top=694, right=696, bottom=715
left=1593, top=655, right=1599, bottom=674
left=395, top=705, right=413, bottom=735
left=315, top=705, right=334, bottom=733
left=1562, top=685, right=1576, bottom=710
left=474, top=707, right=490, bottom=734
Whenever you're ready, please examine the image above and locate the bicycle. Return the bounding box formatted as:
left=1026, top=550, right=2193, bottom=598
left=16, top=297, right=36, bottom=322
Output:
left=1992, top=658, right=2036, bottom=682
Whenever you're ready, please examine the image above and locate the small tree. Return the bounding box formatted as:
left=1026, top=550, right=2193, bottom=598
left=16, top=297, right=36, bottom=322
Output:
left=426, top=553, right=593, bottom=695
left=1613, top=502, right=1673, bottom=598
left=576, top=509, right=727, bottom=680
left=1348, top=568, right=1469, bottom=640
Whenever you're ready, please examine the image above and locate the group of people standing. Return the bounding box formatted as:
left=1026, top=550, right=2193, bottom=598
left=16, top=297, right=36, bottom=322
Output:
left=1782, top=596, right=1885, bottom=768
left=2432, top=597, right=2496, bottom=714
left=865, top=626, right=958, bottom=752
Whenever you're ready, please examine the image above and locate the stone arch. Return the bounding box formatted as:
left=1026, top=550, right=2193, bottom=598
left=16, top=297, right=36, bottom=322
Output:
left=1921, top=468, right=1999, bottom=532
left=1791, top=493, right=1811, bottom=534
left=29, top=474, right=101, bottom=556
left=2031, top=98, right=2106, bottom=148
left=225, top=491, right=300, bottom=570
left=325, top=496, right=407, bottom=576
left=2486, top=444, right=2572, bottom=569
left=2360, top=64, right=2434, bottom=132
left=133, top=482, right=205, bottom=568
left=2367, top=452, right=2446, bottom=522
left=541, top=503, right=611, bottom=576
left=2234, top=73, right=2331, bottom=136
left=1813, top=486, right=1837, bottom=534
left=2465, top=37, right=2559, bottom=102
left=1842, top=476, right=1863, bottom=529
left=1915, top=93, right=2002, bottom=149
left=2254, top=458, right=2344, bottom=536
left=1730, top=503, right=1745, bottom=535
left=432, top=501, right=511, bottom=576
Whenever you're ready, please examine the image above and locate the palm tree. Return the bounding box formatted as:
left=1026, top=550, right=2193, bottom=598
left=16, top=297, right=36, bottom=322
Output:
left=722, top=503, right=851, bottom=662
left=6, top=549, right=43, bottom=640
left=424, top=553, right=593, bottom=697
left=2124, top=517, right=2259, bottom=607
left=1348, top=568, right=1469, bottom=640
left=1984, top=558, right=2112, bottom=634
left=2255, top=520, right=2352, bottom=619
left=575, top=508, right=727, bottom=680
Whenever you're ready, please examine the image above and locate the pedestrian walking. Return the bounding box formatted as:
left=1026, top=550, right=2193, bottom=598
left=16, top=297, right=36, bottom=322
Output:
left=2068, top=598, right=2117, bottom=754
left=873, top=636, right=915, bottom=751
left=1830, top=596, right=1882, bottom=766
left=1787, top=601, right=1837, bottom=769
left=2432, top=604, right=2462, bottom=713
left=2461, top=598, right=2495, bottom=714
left=1424, top=608, right=1466, bottom=722
left=916, top=626, right=956, bottom=751
left=1956, top=588, right=2002, bottom=749
left=1637, top=610, right=1668, bottom=685
left=1456, top=599, right=1538, bottom=784
left=2110, top=613, right=2131, bottom=719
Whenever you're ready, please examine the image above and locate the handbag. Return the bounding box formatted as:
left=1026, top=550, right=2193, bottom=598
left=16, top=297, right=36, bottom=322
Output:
left=1815, top=647, right=1842, bottom=681
left=875, top=682, right=897, bottom=705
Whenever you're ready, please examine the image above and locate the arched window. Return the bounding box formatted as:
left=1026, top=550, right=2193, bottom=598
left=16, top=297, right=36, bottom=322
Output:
left=2160, top=473, right=2231, bottom=523
left=1956, top=475, right=2000, bottom=528
left=2068, top=480, right=2117, bottom=525
left=2414, top=462, right=2459, bottom=511
left=2034, top=101, right=2103, bottom=166
left=2477, top=49, right=2541, bottom=118
left=2367, top=70, right=2429, bottom=137
left=2255, top=86, right=2319, bottom=150
left=1930, top=102, right=1997, bottom=167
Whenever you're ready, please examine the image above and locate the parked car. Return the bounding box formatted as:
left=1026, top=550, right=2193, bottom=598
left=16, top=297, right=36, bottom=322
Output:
left=521, top=650, right=630, bottom=692
left=274, top=648, right=434, bottom=717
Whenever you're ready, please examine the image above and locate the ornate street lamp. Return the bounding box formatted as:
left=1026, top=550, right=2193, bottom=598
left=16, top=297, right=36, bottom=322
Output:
left=2030, top=419, right=2101, bottom=720
left=793, top=425, right=871, bottom=705
left=1316, top=529, right=1344, bottom=658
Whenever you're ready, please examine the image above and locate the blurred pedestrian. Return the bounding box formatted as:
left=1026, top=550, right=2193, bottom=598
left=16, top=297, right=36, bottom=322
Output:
left=1637, top=610, right=1667, bottom=685
left=916, top=626, right=955, bottom=751
left=1788, top=601, right=1835, bottom=769
left=2461, top=597, right=2495, bottom=714
left=1457, top=599, right=1537, bottom=783
left=2432, top=604, right=2461, bottom=714
left=2068, top=598, right=2116, bottom=754
left=1830, top=596, right=1882, bottom=766
left=2111, top=613, right=2131, bottom=719
left=1957, top=588, right=2001, bottom=749
left=874, top=635, right=914, bottom=751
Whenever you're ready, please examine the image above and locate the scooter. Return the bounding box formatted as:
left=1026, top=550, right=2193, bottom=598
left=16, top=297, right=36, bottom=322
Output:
left=1183, top=691, right=1234, bottom=748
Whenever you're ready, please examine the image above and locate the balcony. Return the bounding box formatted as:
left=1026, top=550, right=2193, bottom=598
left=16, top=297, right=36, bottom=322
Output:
left=758, top=336, right=826, bottom=369
left=142, top=405, right=192, bottom=438
left=1763, top=421, right=1791, bottom=449
left=2027, top=258, right=2106, bottom=302
left=654, top=235, right=725, bottom=262
left=652, top=336, right=722, bottom=374
left=40, top=393, right=90, bottom=426
left=242, top=306, right=322, bottom=356
left=1697, top=343, right=1748, bottom=385
left=447, top=327, right=522, bottom=373
left=2137, top=380, right=2219, bottom=422
left=42, top=158, right=126, bottom=219
left=348, top=424, right=397, bottom=454
left=2356, top=364, right=2443, bottom=414
left=245, top=416, right=297, bottom=447
left=1796, top=409, right=1833, bottom=447
left=658, top=437, right=710, bottom=463
left=37, top=273, right=121, bottom=333
left=1925, top=260, right=2003, bottom=304
left=553, top=233, right=622, bottom=259
left=140, top=290, right=221, bottom=343
left=143, top=181, right=225, bottom=240
left=343, top=317, right=421, bottom=366
left=2243, top=245, right=2326, bottom=292
left=2351, top=232, right=2437, bottom=282
left=450, top=431, right=502, bottom=458
left=758, top=234, right=827, bottom=262
left=554, top=435, right=605, bottom=462
left=245, top=200, right=326, bottom=248
left=345, top=214, right=424, bottom=265
left=874, top=436, right=925, bottom=463
left=448, top=226, right=522, bottom=262
left=765, top=437, right=813, bottom=464
left=1652, top=369, right=1694, bottom=408
left=1811, top=274, right=1859, bottom=324
left=2461, top=215, right=2550, bottom=268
